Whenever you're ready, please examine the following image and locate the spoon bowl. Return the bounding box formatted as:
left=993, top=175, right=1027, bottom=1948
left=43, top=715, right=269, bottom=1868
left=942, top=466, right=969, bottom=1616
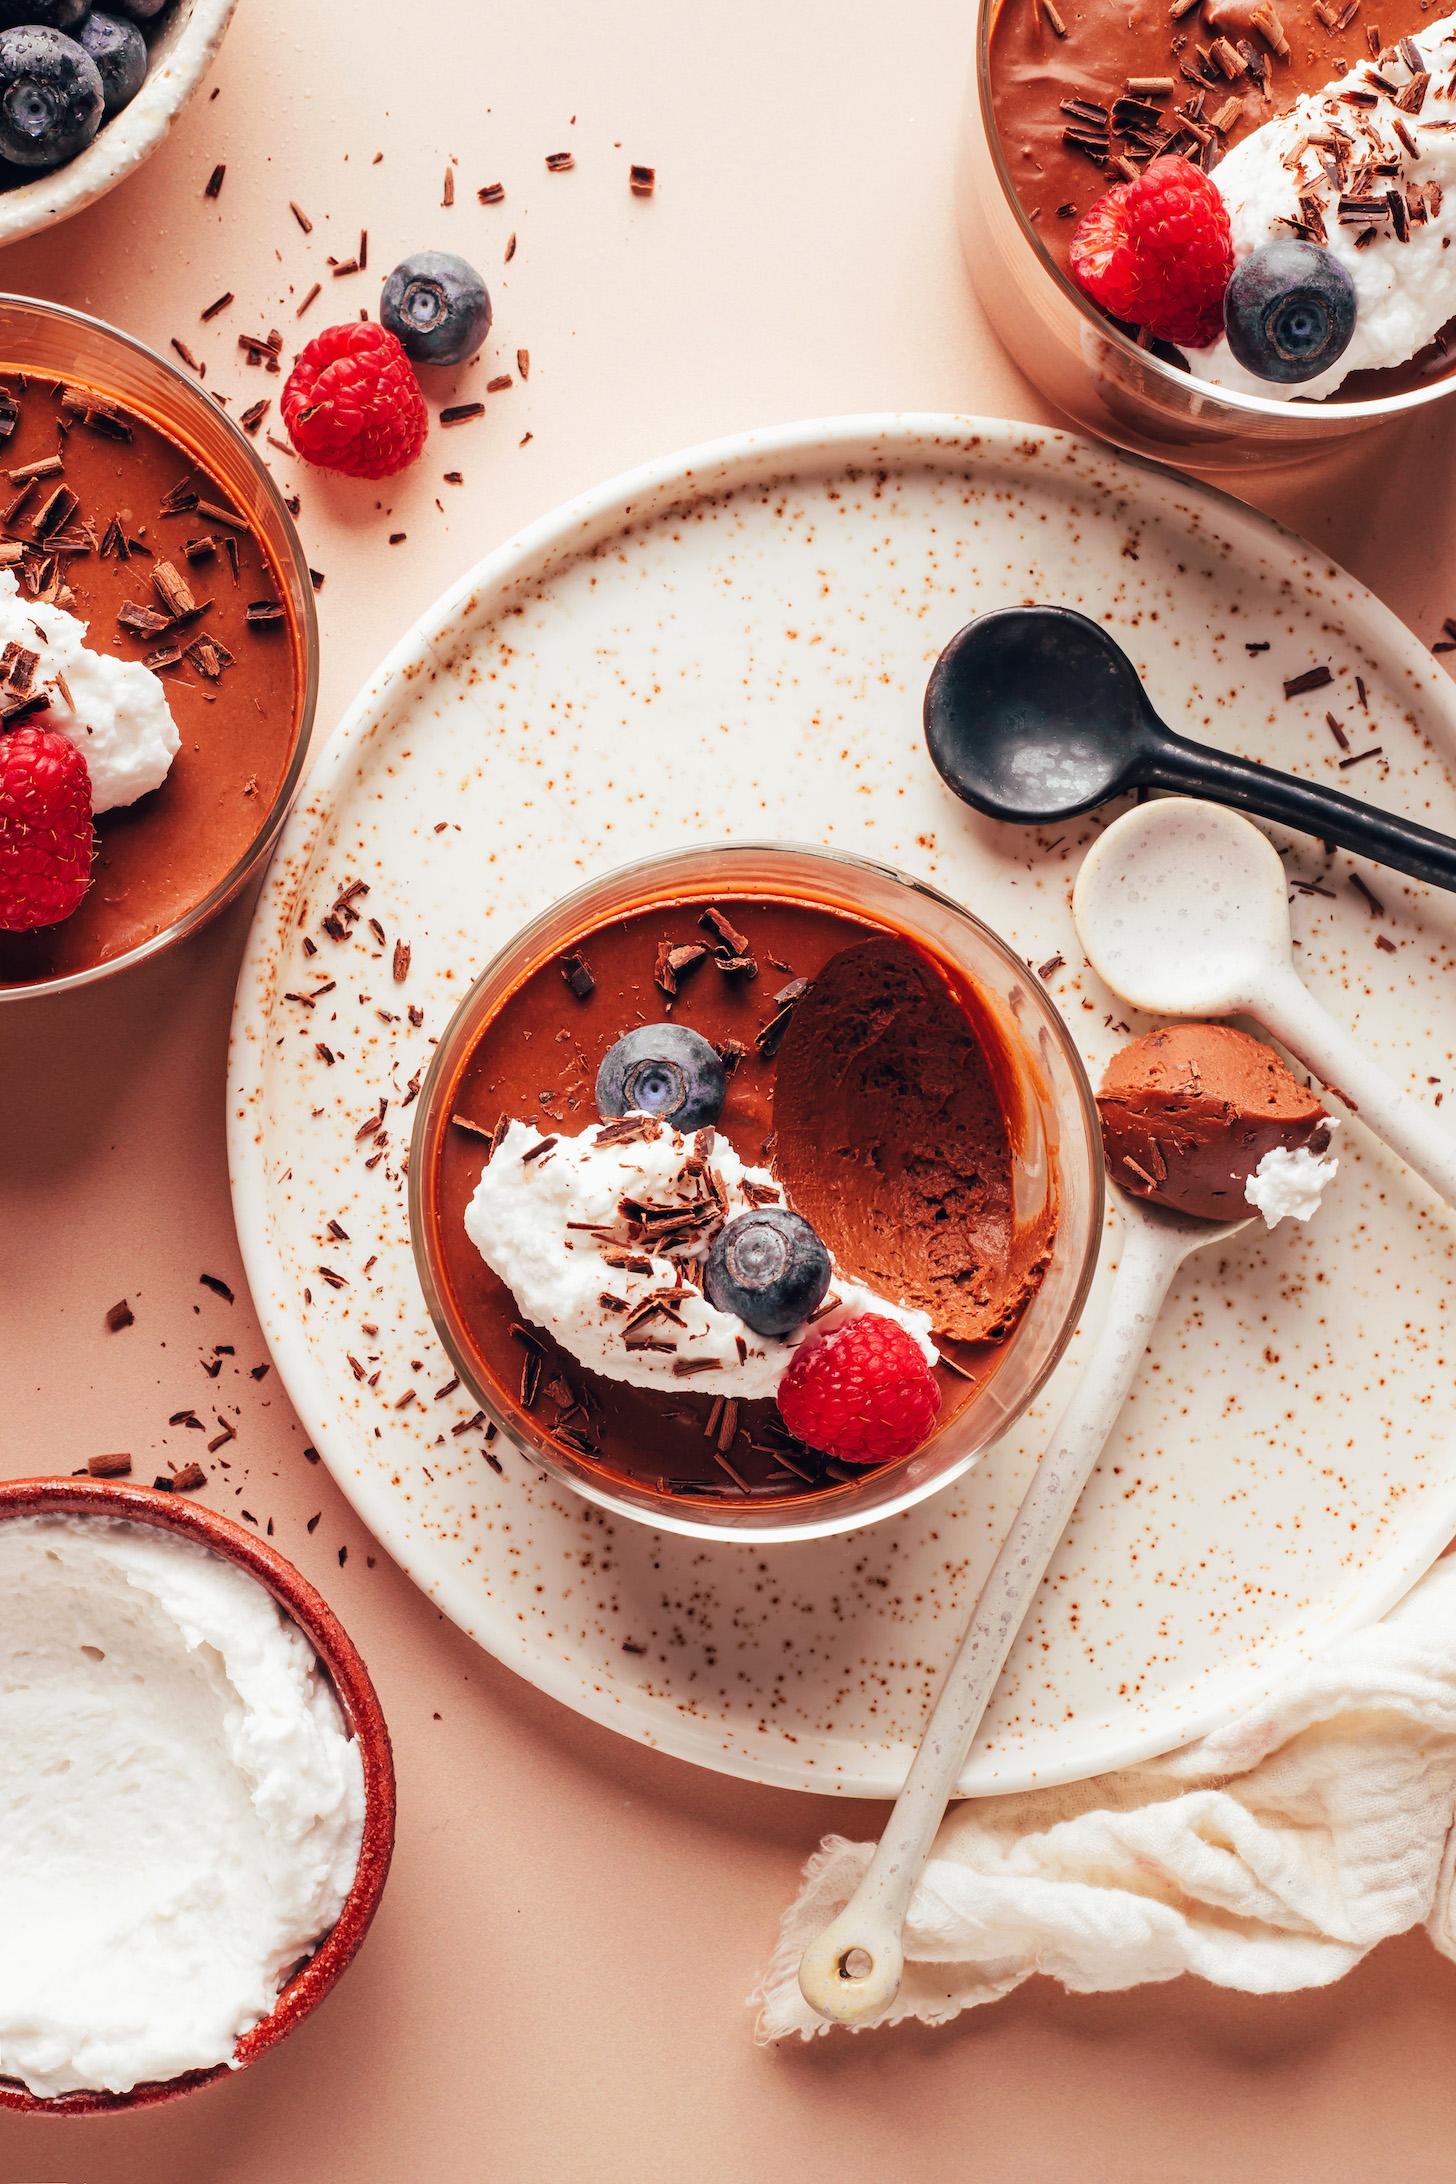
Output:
left=1074, top=798, right=1456, bottom=1213
left=924, top=606, right=1157, bottom=823
left=924, top=608, right=1456, bottom=891
left=1072, top=798, right=1294, bottom=1016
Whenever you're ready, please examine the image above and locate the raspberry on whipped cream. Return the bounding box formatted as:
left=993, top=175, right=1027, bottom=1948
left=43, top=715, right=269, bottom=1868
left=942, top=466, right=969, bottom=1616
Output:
left=1190, top=12, right=1456, bottom=399
left=464, top=1115, right=939, bottom=1400
left=0, top=568, right=180, bottom=813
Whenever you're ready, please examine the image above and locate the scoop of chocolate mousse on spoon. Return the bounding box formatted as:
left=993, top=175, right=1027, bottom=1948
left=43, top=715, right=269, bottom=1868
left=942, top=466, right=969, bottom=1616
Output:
left=923, top=605, right=1456, bottom=890
left=797, top=1019, right=1333, bottom=2029
left=771, top=935, right=1055, bottom=1351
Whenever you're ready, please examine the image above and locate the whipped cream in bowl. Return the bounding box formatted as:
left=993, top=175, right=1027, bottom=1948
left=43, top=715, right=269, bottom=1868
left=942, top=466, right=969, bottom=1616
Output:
left=0, top=1478, right=395, bottom=2115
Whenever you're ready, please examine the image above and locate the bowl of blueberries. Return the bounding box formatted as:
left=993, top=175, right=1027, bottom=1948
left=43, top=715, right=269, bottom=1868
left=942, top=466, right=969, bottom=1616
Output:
left=0, top=0, right=237, bottom=247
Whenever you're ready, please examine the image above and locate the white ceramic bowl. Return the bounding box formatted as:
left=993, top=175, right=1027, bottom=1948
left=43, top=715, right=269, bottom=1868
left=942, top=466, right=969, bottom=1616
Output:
left=0, top=0, right=238, bottom=251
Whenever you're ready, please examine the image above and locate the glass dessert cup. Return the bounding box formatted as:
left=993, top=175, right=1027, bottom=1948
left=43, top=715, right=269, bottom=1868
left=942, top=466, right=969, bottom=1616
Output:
left=0, top=294, right=318, bottom=1002
left=959, top=6, right=1456, bottom=473
left=410, top=842, right=1104, bottom=1545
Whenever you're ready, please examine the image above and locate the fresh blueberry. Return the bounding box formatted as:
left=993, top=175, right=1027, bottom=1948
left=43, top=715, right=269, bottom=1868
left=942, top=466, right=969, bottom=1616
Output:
left=595, top=1023, right=725, bottom=1131
left=0, top=26, right=101, bottom=168
left=0, top=0, right=88, bottom=29
left=1223, top=241, right=1356, bottom=385
left=380, top=251, right=492, bottom=367
left=79, top=10, right=147, bottom=120
left=705, top=1209, right=832, bottom=1337
left=109, top=0, right=168, bottom=16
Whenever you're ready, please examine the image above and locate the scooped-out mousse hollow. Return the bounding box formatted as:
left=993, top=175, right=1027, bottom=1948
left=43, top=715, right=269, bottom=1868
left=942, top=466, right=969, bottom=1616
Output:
left=415, top=865, right=1078, bottom=1520
left=1097, top=1021, right=1337, bottom=1223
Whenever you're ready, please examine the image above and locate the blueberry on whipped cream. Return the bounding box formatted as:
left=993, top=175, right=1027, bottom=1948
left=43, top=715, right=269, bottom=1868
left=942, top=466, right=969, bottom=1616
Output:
left=705, top=1207, right=832, bottom=1336
left=1222, top=240, right=1357, bottom=383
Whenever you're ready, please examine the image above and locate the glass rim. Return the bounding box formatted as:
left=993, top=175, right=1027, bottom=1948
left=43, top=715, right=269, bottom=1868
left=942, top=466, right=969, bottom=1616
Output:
left=0, top=292, right=319, bottom=1003
left=972, top=2, right=1456, bottom=428
left=408, top=838, right=1106, bottom=1546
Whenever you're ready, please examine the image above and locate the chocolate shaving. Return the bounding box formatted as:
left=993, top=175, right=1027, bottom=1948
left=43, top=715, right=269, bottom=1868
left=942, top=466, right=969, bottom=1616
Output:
left=560, top=950, right=595, bottom=999
left=1283, top=664, right=1333, bottom=697
left=88, top=1452, right=132, bottom=1478
left=105, top=1298, right=134, bottom=1332
left=699, top=904, right=751, bottom=955
left=653, top=939, right=708, bottom=994
left=450, top=1111, right=496, bottom=1138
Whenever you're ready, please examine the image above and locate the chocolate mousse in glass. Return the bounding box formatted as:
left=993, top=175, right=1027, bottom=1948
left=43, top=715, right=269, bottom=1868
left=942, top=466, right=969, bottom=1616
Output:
left=411, top=845, right=1103, bottom=1542
left=960, top=0, right=1456, bottom=466
left=0, top=297, right=316, bottom=997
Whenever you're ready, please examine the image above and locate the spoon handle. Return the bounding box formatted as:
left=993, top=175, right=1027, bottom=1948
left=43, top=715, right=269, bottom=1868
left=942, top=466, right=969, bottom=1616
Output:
left=796, top=1214, right=1189, bottom=2029
left=1151, top=735, right=1456, bottom=893
left=1260, top=966, right=1456, bottom=1208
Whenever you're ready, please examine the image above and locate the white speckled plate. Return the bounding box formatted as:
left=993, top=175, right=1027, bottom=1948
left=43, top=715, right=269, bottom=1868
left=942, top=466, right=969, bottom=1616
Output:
left=229, top=416, right=1456, bottom=1799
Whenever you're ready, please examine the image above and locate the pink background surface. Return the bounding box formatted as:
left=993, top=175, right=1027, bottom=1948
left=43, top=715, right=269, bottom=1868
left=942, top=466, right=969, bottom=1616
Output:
left=5, top=1, right=1456, bottom=2177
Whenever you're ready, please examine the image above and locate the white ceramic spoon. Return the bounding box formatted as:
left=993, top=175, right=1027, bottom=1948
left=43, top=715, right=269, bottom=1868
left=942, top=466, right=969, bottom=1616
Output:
left=797, top=1196, right=1249, bottom=2028
left=1072, top=799, right=1456, bottom=1210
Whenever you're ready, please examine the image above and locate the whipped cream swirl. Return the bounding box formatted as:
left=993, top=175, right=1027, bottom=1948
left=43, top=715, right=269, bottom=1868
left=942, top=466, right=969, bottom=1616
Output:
left=1191, top=11, right=1456, bottom=399
left=0, top=569, right=180, bottom=811
left=464, top=1115, right=938, bottom=1399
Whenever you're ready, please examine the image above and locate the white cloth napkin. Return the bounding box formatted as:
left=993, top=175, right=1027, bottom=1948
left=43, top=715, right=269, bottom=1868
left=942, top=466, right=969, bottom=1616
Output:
left=752, top=1555, right=1456, bottom=2041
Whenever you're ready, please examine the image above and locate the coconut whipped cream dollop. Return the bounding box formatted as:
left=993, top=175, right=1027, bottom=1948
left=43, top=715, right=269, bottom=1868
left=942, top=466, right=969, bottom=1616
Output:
left=465, top=1114, right=938, bottom=1400
left=1190, top=11, right=1456, bottom=399
left=0, top=1516, right=364, bottom=2100
left=0, top=569, right=180, bottom=812
left=1244, top=1131, right=1340, bottom=1226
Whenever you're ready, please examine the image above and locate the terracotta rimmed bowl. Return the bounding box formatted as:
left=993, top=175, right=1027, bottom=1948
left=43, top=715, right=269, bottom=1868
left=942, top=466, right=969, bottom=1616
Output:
left=0, top=0, right=239, bottom=252
left=0, top=1475, right=395, bottom=2116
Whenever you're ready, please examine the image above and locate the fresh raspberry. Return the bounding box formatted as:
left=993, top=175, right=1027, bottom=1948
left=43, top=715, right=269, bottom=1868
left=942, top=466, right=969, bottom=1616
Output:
left=282, top=321, right=428, bottom=480
left=0, top=725, right=93, bottom=931
left=777, top=1313, right=942, bottom=1466
left=1070, top=155, right=1233, bottom=349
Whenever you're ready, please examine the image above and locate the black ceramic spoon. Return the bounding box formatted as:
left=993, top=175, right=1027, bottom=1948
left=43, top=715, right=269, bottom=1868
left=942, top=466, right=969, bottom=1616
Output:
left=923, top=605, right=1456, bottom=891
